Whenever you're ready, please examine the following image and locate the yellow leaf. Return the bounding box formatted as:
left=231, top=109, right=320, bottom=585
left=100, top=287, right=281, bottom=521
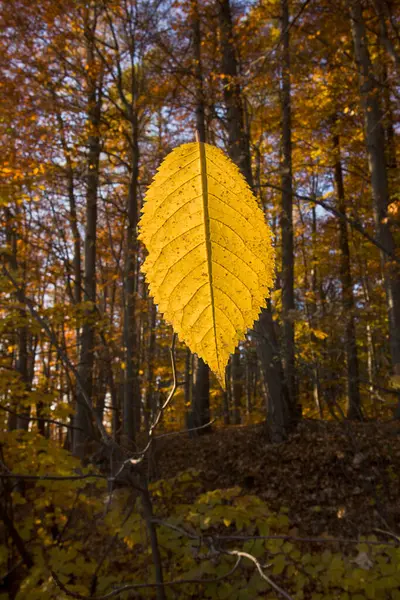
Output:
left=311, top=328, right=328, bottom=340
left=390, top=375, right=400, bottom=390
left=139, top=142, right=275, bottom=387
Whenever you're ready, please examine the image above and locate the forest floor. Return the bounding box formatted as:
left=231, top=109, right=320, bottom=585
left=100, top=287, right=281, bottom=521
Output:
left=153, top=419, right=400, bottom=540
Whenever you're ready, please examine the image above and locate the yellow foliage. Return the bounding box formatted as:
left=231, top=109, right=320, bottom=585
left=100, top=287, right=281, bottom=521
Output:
left=390, top=375, right=400, bottom=390
left=311, top=328, right=328, bottom=341
left=139, top=142, right=275, bottom=386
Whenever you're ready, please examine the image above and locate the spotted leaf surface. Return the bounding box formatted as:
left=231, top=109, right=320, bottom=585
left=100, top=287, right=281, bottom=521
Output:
left=139, top=142, right=275, bottom=387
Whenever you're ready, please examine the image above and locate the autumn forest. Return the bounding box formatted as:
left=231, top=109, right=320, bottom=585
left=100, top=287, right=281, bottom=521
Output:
left=1, top=0, right=400, bottom=598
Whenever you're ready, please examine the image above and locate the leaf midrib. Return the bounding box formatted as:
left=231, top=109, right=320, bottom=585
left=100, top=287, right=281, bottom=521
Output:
left=199, top=142, right=221, bottom=378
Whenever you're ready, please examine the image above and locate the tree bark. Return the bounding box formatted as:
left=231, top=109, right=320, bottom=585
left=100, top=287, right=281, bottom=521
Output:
left=280, top=0, right=297, bottom=411
left=73, top=8, right=102, bottom=457
left=350, top=0, right=400, bottom=405
left=192, top=355, right=211, bottom=431
left=217, top=0, right=294, bottom=440
left=145, top=301, right=157, bottom=431
left=310, top=205, right=323, bottom=418
left=190, top=0, right=211, bottom=431
left=5, top=205, right=31, bottom=431
left=192, top=0, right=206, bottom=142
left=231, top=348, right=242, bottom=424
left=184, top=347, right=192, bottom=415
left=245, top=350, right=254, bottom=416
left=370, top=0, right=400, bottom=73
left=254, top=306, right=291, bottom=442
left=123, top=117, right=140, bottom=445
left=332, top=130, right=362, bottom=420
left=218, top=0, right=253, bottom=184
left=15, top=299, right=29, bottom=431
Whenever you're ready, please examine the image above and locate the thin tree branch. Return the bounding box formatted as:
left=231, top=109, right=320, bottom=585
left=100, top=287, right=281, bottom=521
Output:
left=51, top=556, right=242, bottom=600
left=0, top=473, right=105, bottom=482
left=0, top=403, right=80, bottom=431
left=258, top=183, right=400, bottom=263
left=0, top=502, right=34, bottom=569
left=225, top=549, right=293, bottom=600
left=217, top=533, right=398, bottom=547
left=0, top=261, right=111, bottom=443
left=113, top=332, right=178, bottom=479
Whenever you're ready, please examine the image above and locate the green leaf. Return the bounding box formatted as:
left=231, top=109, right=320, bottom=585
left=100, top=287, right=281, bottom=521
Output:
left=272, top=554, right=286, bottom=576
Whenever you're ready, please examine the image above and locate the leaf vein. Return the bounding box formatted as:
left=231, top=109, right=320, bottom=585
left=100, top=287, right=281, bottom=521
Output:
left=213, top=285, right=245, bottom=327
left=163, top=263, right=208, bottom=306
left=152, top=223, right=203, bottom=272
left=149, top=194, right=202, bottom=245
left=208, top=193, right=249, bottom=222
left=212, top=240, right=260, bottom=280
left=149, top=168, right=200, bottom=213
left=210, top=218, right=262, bottom=263
left=215, top=306, right=237, bottom=334
left=158, top=243, right=204, bottom=290
left=212, top=259, right=253, bottom=300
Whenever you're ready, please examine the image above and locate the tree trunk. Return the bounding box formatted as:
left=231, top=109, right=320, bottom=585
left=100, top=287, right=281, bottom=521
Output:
left=73, top=10, right=102, bottom=458
left=254, top=306, right=292, bottom=442
left=332, top=130, right=362, bottom=420
left=245, top=350, right=254, bottom=416
left=280, top=0, right=296, bottom=411
left=370, top=0, right=400, bottom=74
left=191, top=355, right=211, bottom=432
left=191, top=0, right=210, bottom=428
left=184, top=347, right=192, bottom=415
left=52, top=100, right=82, bottom=448
left=310, top=205, right=323, bottom=418
left=218, top=0, right=253, bottom=184
left=350, top=0, right=400, bottom=395
left=217, top=0, right=294, bottom=439
left=223, top=362, right=231, bottom=425
left=231, top=348, right=242, bottom=424
left=123, top=131, right=140, bottom=445
left=145, top=301, right=157, bottom=431
left=192, top=0, right=206, bottom=142
left=5, top=205, right=31, bottom=431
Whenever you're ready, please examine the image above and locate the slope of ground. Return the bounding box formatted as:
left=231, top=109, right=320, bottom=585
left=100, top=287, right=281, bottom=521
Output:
left=153, top=419, right=400, bottom=539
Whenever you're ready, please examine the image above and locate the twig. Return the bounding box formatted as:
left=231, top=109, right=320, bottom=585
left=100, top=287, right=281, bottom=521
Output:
left=0, top=473, right=105, bottom=481
left=151, top=518, right=199, bottom=540
left=90, top=494, right=137, bottom=595
left=148, top=523, right=399, bottom=549
left=51, top=556, right=242, bottom=599
left=113, top=333, right=177, bottom=479
left=216, top=534, right=398, bottom=548
left=258, top=183, right=400, bottom=263
left=225, top=549, right=293, bottom=600
left=0, top=262, right=110, bottom=443
left=0, top=403, right=80, bottom=431
left=0, top=503, right=34, bottom=569
left=57, top=489, right=82, bottom=545
left=373, top=528, right=400, bottom=544
left=0, top=559, right=23, bottom=584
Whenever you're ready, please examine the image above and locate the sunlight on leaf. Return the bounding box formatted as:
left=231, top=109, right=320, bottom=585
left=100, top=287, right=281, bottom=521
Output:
left=139, top=142, right=275, bottom=386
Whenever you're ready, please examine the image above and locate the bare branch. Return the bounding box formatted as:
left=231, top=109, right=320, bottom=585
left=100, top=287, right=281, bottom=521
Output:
left=217, top=533, right=398, bottom=548
left=0, top=403, right=80, bottom=431
left=51, top=556, right=242, bottom=599
left=258, top=183, right=400, bottom=264
left=113, top=332, right=178, bottom=479
left=0, top=473, right=105, bottom=482
left=0, top=261, right=111, bottom=444
left=225, top=549, right=293, bottom=600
